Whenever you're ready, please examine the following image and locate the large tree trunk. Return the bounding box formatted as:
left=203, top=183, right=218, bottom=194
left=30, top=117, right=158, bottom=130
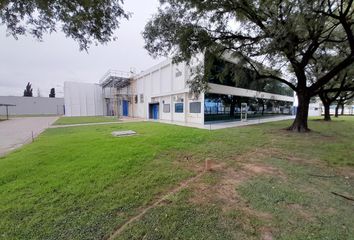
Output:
left=287, top=92, right=310, bottom=132
left=323, top=103, right=331, bottom=121
left=319, top=94, right=331, bottom=121
left=341, top=104, right=345, bottom=115
left=335, top=103, right=340, bottom=117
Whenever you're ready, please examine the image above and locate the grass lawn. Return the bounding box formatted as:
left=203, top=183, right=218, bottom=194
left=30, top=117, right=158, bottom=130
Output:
left=0, top=117, right=353, bottom=239
left=53, top=116, right=120, bottom=125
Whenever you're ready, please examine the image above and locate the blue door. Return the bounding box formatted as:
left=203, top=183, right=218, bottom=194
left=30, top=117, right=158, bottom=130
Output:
left=152, top=104, right=159, bottom=119
left=123, top=100, right=129, bottom=116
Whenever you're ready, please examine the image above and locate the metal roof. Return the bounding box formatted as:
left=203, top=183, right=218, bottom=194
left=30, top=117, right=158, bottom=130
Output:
left=0, top=103, right=16, bottom=107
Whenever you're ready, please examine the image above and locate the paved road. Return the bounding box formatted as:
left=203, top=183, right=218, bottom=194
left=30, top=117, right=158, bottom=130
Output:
left=0, top=117, right=59, bottom=157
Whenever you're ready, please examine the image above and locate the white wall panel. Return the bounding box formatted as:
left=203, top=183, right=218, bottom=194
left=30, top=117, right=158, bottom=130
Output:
left=144, top=75, right=152, bottom=100
left=160, top=65, right=172, bottom=93
left=172, top=63, right=186, bottom=91
left=209, top=83, right=294, bottom=102
left=64, top=82, right=104, bottom=116
left=151, top=70, right=160, bottom=95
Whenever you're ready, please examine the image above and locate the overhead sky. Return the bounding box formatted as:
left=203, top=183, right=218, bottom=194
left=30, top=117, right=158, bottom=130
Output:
left=0, top=0, right=162, bottom=97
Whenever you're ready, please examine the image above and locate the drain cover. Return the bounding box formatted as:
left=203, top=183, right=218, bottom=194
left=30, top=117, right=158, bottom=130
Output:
left=111, top=130, right=137, bottom=137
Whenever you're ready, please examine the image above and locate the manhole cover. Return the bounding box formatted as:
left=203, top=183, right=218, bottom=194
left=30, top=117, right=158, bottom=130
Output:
left=111, top=130, right=137, bottom=137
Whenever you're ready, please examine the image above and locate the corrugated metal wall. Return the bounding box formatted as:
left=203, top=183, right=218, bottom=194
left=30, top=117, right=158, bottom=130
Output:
left=64, top=82, right=104, bottom=116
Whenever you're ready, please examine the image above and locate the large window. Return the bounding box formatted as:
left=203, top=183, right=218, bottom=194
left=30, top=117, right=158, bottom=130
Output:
left=190, top=102, right=201, bottom=113
left=175, top=103, right=184, bottom=113
left=140, top=94, right=144, bottom=103
left=204, top=93, right=293, bottom=122
left=206, top=53, right=294, bottom=97
left=163, top=104, right=170, bottom=113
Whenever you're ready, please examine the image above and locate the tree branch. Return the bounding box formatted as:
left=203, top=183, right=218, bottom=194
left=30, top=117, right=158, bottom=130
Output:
left=258, top=74, right=297, bottom=91
left=241, top=55, right=297, bottom=91
left=309, top=56, right=354, bottom=92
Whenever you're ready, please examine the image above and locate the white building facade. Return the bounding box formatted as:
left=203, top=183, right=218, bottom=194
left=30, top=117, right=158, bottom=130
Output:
left=64, top=55, right=295, bottom=126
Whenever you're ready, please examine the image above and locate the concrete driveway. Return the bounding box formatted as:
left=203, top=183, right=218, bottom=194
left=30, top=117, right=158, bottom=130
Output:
left=0, top=117, right=59, bottom=156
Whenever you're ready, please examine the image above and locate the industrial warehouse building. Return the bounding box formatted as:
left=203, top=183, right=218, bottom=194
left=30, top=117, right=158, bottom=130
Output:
left=64, top=53, right=295, bottom=126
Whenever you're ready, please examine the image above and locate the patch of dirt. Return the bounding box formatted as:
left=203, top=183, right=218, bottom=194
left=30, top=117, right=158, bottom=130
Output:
left=189, top=161, right=284, bottom=210
left=182, top=147, right=310, bottom=240
left=325, top=207, right=338, bottom=215
left=337, top=167, right=354, bottom=178
left=286, top=203, right=314, bottom=221
left=229, top=147, right=277, bottom=163
left=188, top=146, right=286, bottom=206
left=268, top=148, right=324, bottom=166
left=242, top=208, right=273, bottom=222
left=243, top=163, right=280, bottom=175
left=260, top=227, right=274, bottom=240
left=166, top=151, right=208, bottom=173
left=172, top=145, right=352, bottom=239
left=187, top=152, right=285, bottom=238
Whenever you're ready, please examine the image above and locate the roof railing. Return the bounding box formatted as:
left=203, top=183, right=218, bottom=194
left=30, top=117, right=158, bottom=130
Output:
left=99, top=70, right=133, bottom=84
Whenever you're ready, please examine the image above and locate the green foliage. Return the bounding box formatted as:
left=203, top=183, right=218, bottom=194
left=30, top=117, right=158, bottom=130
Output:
left=49, top=88, right=55, bottom=98
left=23, top=82, right=33, bottom=97
left=0, top=0, right=129, bottom=50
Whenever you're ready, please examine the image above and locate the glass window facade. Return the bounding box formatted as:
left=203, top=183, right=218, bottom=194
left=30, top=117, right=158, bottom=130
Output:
left=205, top=52, right=294, bottom=97
left=204, top=93, right=293, bottom=122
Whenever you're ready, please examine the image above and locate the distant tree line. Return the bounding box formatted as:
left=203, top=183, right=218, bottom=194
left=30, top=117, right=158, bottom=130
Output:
left=23, top=82, right=33, bottom=97
left=23, top=82, right=56, bottom=98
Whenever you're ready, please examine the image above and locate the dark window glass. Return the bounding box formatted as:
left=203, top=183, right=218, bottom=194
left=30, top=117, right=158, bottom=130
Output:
left=175, top=103, right=184, bottom=113
left=190, top=102, right=201, bottom=113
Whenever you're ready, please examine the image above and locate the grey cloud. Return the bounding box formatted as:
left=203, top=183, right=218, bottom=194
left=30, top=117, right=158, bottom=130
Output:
left=0, top=0, right=162, bottom=97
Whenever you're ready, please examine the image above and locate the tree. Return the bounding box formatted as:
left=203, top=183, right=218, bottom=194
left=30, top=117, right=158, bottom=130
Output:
left=23, top=82, right=33, bottom=97
left=335, top=91, right=354, bottom=117
left=144, top=0, right=354, bottom=132
left=318, top=70, right=354, bottom=121
left=49, top=88, right=55, bottom=98
left=0, top=0, right=129, bottom=50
